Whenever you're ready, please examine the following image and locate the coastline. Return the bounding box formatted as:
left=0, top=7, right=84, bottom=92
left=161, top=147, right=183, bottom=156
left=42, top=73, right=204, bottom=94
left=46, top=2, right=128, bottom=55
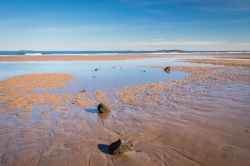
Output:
left=180, top=59, right=250, bottom=67
left=0, top=54, right=164, bottom=62
left=2, top=0, right=250, bottom=165
left=0, top=53, right=250, bottom=62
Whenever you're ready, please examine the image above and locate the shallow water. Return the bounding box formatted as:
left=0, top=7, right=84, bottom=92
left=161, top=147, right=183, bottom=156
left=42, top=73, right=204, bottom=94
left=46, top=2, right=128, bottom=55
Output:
left=0, top=58, right=189, bottom=91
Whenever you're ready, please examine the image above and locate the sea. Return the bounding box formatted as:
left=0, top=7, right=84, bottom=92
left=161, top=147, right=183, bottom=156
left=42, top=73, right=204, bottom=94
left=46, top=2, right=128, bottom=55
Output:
left=0, top=50, right=250, bottom=56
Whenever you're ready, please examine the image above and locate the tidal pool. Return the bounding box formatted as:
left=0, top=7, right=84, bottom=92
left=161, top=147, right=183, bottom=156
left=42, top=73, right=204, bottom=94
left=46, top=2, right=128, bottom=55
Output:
left=0, top=58, right=188, bottom=91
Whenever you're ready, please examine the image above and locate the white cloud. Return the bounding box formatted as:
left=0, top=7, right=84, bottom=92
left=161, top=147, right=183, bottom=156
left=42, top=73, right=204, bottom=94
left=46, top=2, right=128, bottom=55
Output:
left=33, top=23, right=144, bottom=33
left=107, top=40, right=250, bottom=50
left=1, top=38, right=250, bottom=51
left=129, top=40, right=220, bottom=46
left=0, top=19, right=25, bottom=25
left=34, top=26, right=91, bottom=33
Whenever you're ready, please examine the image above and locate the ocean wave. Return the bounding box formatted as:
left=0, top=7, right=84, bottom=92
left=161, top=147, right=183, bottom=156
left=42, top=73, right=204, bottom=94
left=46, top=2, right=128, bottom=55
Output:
left=46, top=53, right=120, bottom=56
left=0, top=51, right=250, bottom=56
left=24, top=53, right=43, bottom=56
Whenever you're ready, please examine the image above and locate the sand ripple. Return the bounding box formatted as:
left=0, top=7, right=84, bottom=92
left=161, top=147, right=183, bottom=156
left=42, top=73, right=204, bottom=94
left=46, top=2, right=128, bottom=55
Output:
left=0, top=66, right=250, bottom=166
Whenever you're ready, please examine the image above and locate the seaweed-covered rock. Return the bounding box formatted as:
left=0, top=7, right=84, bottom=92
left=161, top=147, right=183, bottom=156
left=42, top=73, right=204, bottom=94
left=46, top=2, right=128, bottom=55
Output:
left=164, top=66, right=171, bottom=73
left=110, top=139, right=132, bottom=155
left=97, top=103, right=111, bottom=113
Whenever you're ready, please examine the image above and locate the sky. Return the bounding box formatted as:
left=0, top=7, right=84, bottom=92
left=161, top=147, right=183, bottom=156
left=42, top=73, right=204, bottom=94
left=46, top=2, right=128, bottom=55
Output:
left=0, top=0, right=250, bottom=51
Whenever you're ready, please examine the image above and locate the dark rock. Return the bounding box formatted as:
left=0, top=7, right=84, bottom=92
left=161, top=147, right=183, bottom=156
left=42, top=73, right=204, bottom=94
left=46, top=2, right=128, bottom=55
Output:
left=97, top=103, right=111, bottom=113
left=244, top=129, right=250, bottom=133
left=80, top=89, right=86, bottom=93
left=143, top=70, right=146, bottom=73
left=94, top=68, right=101, bottom=71
left=164, top=66, right=171, bottom=73
left=109, top=139, right=132, bottom=155
left=98, top=112, right=110, bottom=119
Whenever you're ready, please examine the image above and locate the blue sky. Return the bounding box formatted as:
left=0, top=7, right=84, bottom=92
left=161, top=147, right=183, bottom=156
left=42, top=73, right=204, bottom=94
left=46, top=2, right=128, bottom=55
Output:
left=0, top=0, right=250, bottom=50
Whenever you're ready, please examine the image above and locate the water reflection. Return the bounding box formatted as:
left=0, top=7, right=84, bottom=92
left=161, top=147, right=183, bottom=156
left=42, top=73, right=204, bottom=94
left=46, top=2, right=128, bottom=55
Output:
left=0, top=58, right=188, bottom=92
left=84, top=108, right=99, bottom=113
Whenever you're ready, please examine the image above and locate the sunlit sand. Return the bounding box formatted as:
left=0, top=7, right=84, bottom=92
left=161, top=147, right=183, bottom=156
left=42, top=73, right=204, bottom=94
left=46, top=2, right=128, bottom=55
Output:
left=0, top=53, right=250, bottom=166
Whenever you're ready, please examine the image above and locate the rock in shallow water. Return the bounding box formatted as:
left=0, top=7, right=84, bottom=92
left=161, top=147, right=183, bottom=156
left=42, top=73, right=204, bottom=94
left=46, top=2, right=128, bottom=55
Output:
left=110, top=139, right=132, bottom=155
left=97, top=103, right=111, bottom=113
left=80, top=89, right=86, bottom=93
left=164, top=66, right=171, bottom=73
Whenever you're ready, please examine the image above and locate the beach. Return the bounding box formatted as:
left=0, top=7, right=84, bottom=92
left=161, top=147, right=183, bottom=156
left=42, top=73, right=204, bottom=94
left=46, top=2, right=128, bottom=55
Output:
left=1, top=52, right=250, bottom=62
left=0, top=54, right=161, bottom=62
left=2, top=0, right=250, bottom=165
left=0, top=53, right=250, bottom=166
left=180, top=59, right=250, bottom=67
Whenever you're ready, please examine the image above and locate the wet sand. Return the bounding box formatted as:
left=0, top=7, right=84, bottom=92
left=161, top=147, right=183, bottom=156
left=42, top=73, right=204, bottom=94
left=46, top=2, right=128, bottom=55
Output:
left=0, top=52, right=250, bottom=62
left=0, top=54, right=165, bottom=62
left=0, top=59, right=250, bottom=165
left=180, top=59, right=250, bottom=67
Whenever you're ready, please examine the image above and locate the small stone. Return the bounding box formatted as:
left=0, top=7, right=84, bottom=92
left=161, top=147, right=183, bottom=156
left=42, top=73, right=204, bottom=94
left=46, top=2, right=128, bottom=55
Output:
left=97, top=103, right=111, bottom=113
left=94, top=68, right=100, bottom=71
left=243, top=129, right=250, bottom=133
left=110, top=139, right=132, bottom=155
left=80, top=89, right=86, bottom=93
left=164, top=66, right=171, bottom=73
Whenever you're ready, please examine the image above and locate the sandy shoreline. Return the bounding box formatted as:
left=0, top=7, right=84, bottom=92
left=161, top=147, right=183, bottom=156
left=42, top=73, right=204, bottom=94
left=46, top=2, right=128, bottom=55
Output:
left=180, top=59, right=250, bottom=67
left=1, top=53, right=250, bottom=62
left=0, top=55, right=165, bottom=62
left=0, top=58, right=250, bottom=166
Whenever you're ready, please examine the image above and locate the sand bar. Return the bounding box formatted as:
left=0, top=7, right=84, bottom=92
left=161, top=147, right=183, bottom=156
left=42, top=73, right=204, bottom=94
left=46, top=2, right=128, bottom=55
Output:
left=1, top=53, right=250, bottom=62
left=0, top=55, right=164, bottom=62
left=180, top=58, right=250, bottom=67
